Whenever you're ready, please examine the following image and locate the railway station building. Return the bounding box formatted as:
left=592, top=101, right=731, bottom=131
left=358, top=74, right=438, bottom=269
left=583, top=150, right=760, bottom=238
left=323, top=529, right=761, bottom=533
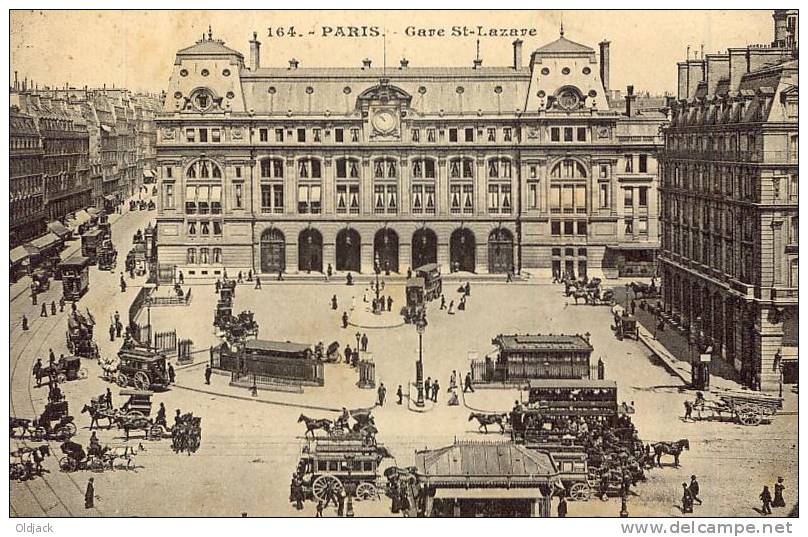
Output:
left=155, top=28, right=665, bottom=281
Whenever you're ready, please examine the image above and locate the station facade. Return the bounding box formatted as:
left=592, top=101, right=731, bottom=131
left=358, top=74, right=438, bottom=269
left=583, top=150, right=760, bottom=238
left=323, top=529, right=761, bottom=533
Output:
left=156, top=29, right=664, bottom=280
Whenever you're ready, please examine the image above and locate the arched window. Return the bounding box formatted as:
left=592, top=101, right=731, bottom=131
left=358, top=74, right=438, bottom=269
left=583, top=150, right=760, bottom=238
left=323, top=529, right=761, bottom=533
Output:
left=186, top=159, right=222, bottom=179
left=549, top=159, right=587, bottom=215
left=336, top=158, right=360, bottom=215
left=449, top=157, right=474, bottom=214
left=411, top=158, right=436, bottom=215
left=549, top=158, right=587, bottom=179
left=297, top=158, right=322, bottom=214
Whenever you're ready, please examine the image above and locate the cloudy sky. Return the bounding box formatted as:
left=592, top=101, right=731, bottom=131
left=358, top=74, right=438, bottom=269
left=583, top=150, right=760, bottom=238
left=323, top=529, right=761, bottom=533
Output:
left=10, top=10, right=774, bottom=94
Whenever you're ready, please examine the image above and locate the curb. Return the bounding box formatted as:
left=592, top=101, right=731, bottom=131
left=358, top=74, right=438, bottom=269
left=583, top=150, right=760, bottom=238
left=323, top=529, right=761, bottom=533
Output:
left=637, top=329, right=689, bottom=385
left=406, top=382, right=436, bottom=413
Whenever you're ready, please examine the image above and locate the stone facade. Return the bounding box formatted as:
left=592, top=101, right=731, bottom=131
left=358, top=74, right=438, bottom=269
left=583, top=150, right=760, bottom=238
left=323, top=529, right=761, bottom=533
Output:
left=658, top=10, right=798, bottom=391
left=156, top=29, right=665, bottom=281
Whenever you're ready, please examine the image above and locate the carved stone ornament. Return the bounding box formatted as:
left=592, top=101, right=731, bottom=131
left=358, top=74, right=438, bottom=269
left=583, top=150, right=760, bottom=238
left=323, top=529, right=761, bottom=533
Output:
left=231, top=127, right=243, bottom=140
left=163, top=127, right=175, bottom=140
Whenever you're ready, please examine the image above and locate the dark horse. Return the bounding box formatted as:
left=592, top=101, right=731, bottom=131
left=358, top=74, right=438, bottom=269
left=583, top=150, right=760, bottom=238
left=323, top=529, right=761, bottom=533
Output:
left=468, top=413, right=507, bottom=434
left=298, top=414, right=332, bottom=439
left=651, top=439, right=690, bottom=467
left=81, top=403, right=116, bottom=430
left=627, top=282, right=657, bottom=299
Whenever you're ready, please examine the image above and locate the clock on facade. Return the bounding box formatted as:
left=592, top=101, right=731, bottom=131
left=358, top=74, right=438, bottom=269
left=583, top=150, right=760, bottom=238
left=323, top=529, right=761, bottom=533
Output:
left=371, top=110, right=397, bottom=134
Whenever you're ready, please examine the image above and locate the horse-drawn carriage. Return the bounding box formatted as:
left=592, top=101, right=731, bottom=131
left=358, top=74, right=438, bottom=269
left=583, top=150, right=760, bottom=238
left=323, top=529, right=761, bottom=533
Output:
left=216, top=310, right=259, bottom=343
left=295, top=438, right=394, bottom=502
left=162, top=412, right=202, bottom=454
left=10, top=445, right=51, bottom=481
left=59, top=256, right=90, bottom=301
left=66, top=309, right=99, bottom=358
left=313, top=341, right=343, bottom=363
left=97, top=239, right=117, bottom=271
left=10, top=399, right=77, bottom=442
left=40, top=355, right=87, bottom=384
left=686, top=391, right=782, bottom=426
left=115, top=345, right=169, bottom=391
left=58, top=440, right=106, bottom=472
left=401, top=264, right=442, bottom=323
left=31, top=269, right=51, bottom=293
left=615, top=314, right=639, bottom=340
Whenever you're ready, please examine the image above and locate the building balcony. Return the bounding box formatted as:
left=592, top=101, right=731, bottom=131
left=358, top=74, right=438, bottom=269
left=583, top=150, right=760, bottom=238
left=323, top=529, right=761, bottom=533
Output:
left=770, top=287, right=798, bottom=302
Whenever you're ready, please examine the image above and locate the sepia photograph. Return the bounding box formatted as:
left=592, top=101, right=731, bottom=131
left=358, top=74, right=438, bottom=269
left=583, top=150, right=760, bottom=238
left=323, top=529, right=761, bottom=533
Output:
left=6, top=6, right=800, bottom=523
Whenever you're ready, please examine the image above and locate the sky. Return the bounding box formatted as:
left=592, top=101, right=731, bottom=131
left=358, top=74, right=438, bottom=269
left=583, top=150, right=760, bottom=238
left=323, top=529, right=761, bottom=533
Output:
left=10, top=10, right=775, bottom=95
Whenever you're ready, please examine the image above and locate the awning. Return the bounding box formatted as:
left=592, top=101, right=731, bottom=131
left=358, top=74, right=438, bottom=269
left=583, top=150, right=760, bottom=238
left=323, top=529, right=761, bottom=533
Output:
left=104, top=195, right=116, bottom=202
left=101, top=124, right=112, bottom=133
left=86, top=207, right=101, bottom=216
left=433, top=488, right=543, bottom=500
left=47, top=221, right=72, bottom=239
left=73, top=210, right=91, bottom=224
left=11, top=246, right=30, bottom=264
left=608, top=243, right=659, bottom=250
left=27, top=232, right=62, bottom=252
left=143, top=170, right=154, bottom=178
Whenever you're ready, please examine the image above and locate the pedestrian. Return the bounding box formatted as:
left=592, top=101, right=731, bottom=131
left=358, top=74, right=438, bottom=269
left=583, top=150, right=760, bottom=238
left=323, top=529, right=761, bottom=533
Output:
left=115, top=321, right=122, bottom=338
left=179, top=271, right=184, bottom=284
left=49, top=348, right=56, bottom=363
left=215, top=279, right=221, bottom=293
left=760, top=485, right=773, bottom=515
left=114, top=310, right=120, bottom=326
left=377, top=382, right=386, bottom=406
left=33, top=358, right=43, bottom=387
left=397, top=385, right=403, bottom=405
left=406, top=267, right=412, bottom=279
left=327, top=264, right=333, bottom=279
left=464, top=372, right=475, bottom=393
left=447, top=300, right=455, bottom=315
left=631, top=299, right=636, bottom=316
left=557, top=496, right=568, bottom=518
left=315, top=500, right=323, bottom=517
left=342, top=311, right=349, bottom=329
left=109, top=323, right=115, bottom=342
left=120, top=275, right=127, bottom=293
left=683, top=400, right=693, bottom=421
left=387, top=295, right=393, bottom=312
left=449, top=370, right=457, bottom=391
left=345, top=496, right=354, bottom=517
left=655, top=316, right=664, bottom=339
left=85, top=478, right=95, bottom=509
left=689, top=475, right=702, bottom=505
left=361, top=333, right=369, bottom=352
left=681, top=483, right=693, bottom=514
left=237, top=271, right=243, bottom=283
left=447, top=387, right=459, bottom=406
left=21, top=315, right=28, bottom=331
left=254, top=276, right=262, bottom=289
left=346, top=272, right=353, bottom=286
left=59, top=297, right=65, bottom=312
left=32, top=291, right=37, bottom=306
left=40, top=302, right=48, bottom=317
left=351, top=295, right=356, bottom=311
left=352, top=348, right=360, bottom=368
left=506, top=270, right=513, bottom=283
left=168, top=363, right=175, bottom=384
left=205, top=365, right=212, bottom=385
left=344, top=345, right=352, bottom=365
left=773, top=477, right=785, bottom=508
left=432, top=380, right=440, bottom=402
left=465, top=282, right=471, bottom=296
left=51, top=301, right=56, bottom=316
left=277, top=270, right=284, bottom=281
left=331, top=295, right=338, bottom=310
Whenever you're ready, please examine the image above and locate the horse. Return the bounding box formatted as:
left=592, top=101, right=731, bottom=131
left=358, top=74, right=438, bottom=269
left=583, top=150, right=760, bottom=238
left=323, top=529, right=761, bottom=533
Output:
left=103, top=443, right=145, bottom=470
left=10, top=417, right=33, bottom=438
left=651, top=439, right=690, bottom=467
left=12, top=445, right=51, bottom=476
left=571, top=289, right=592, bottom=305
left=298, top=414, right=332, bottom=439
left=81, top=403, right=116, bottom=430
left=627, top=282, right=657, bottom=299
left=468, top=413, right=507, bottom=434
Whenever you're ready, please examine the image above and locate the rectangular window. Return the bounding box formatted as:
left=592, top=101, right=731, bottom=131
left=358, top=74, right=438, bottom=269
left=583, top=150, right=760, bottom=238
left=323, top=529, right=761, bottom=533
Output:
left=564, top=127, right=573, bottom=142
left=350, top=129, right=360, bottom=142
left=197, top=185, right=210, bottom=214
left=165, top=166, right=172, bottom=179
left=488, top=185, right=500, bottom=213
left=427, top=129, right=436, bottom=143
left=551, top=221, right=561, bottom=235
left=412, top=185, right=423, bottom=214
left=211, top=129, right=220, bottom=142
left=235, top=166, right=241, bottom=178
left=298, top=185, right=309, bottom=213
left=335, top=128, right=344, bottom=143
left=313, top=129, right=321, bottom=142
left=449, top=128, right=458, bottom=142
left=624, top=188, right=634, bottom=208
left=259, top=128, right=269, bottom=142
left=200, top=248, right=209, bottom=264
left=599, top=164, right=608, bottom=179
left=185, top=186, right=197, bottom=214
left=625, top=155, right=634, bottom=173
left=234, top=184, right=243, bottom=209
left=187, top=222, right=196, bottom=236
left=274, top=128, right=284, bottom=142
left=199, top=129, right=208, bottom=143
left=599, top=183, right=609, bottom=208
left=503, top=128, right=512, bottom=142
left=562, top=185, right=574, bottom=211
left=465, top=128, right=474, bottom=142
left=450, top=185, right=461, bottom=213
left=296, top=128, right=306, bottom=142
left=624, top=218, right=634, bottom=234
left=790, top=216, right=798, bottom=244
left=187, top=248, right=196, bottom=264
left=186, top=129, right=195, bottom=143
left=638, top=218, right=648, bottom=234
left=528, top=183, right=538, bottom=209
left=790, top=175, right=798, bottom=201
left=551, top=127, right=560, bottom=142
left=574, top=185, right=586, bottom=213
left=210, top=186, right=222, bottom=214
left=212, top=248, right=221, bottom=264
left=576, top=127, right=587, bottom=141
left=411, top=128, right=420, bottom=142
left=165, top=184, right=174, bottom=209
left=639, top=154, right=648, bottom=173
left=577, top=221, right=588, bottom=236
left=529, top=165, right=537, bottom=179
left=638, top=187, right=648, bottom=207
left=487, top=128, right=496, bottom=142
left=564, top=221, right=574, bottom=235
left=550, top=185, right=561, bottom=212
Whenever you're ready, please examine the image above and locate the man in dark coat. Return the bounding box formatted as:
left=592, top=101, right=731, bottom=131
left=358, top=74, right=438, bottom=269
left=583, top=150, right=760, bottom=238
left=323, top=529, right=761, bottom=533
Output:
left=341, top=311, right=349, bottom=329
left=40, top=303, right=48, bottom=317
left=344, top=345, right=352, bottom=365
left=205, top=365, right=212, bottom=385
left=22, top=314, right=28, bottom=331
left=463, top=372, right=475, bottom=393
left=109, top=323, right=116, bottom=342
left=681, top=483, right=693, bottom=513
left=557, top=496, right=568, bottom=518
left=168, top=364, right=175, bottom=384
left=51, top=301, right=56, bottom=315
left=85, top=478, right=95, bottom=509
left=59, top=297, right=65, bottom=312
left=397, top=385, right=403, bottom=405
left=331, top=295, right=338, bottom=310
left=689, top=475, right=702, bottom=505
left=361, top=333, right=369, bottom=352
left=387, top=295, right=393, bottom=311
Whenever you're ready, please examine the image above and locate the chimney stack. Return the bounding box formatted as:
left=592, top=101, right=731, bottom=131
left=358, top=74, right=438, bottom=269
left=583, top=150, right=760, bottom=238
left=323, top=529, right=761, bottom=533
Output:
left=624, top=85, right=636, bottom=117
left=599, top=40, right=611, bottom=93
left=288, top=58, right=299, bottom=69
left=362, top=58, right=372, bottom=69
left=512, top=39, right=523, bottom=70
left=249, top=31, right=261, bottom=71
left=473, top=58, right=483, bottom=69
left=399, top=58, right=409, bottom=69
left=14, top=71, right=18, bottom=90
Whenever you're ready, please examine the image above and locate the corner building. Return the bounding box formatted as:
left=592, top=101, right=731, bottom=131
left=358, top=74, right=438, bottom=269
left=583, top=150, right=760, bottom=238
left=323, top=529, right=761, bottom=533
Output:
left=155, top=30, right=664, bottom=281
left=659, top=10, right=798, bottom=391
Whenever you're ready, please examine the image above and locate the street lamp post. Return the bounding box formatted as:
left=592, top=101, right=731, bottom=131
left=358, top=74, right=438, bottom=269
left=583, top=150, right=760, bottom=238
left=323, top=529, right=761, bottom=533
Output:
left=415, top=316, right=426, bottom=407
left=373, top=257, right=382, bottom=315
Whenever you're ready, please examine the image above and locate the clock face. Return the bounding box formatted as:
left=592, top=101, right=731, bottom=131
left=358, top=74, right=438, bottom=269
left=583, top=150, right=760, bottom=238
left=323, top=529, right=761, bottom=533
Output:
left=372, top=110, right=397, bottom=134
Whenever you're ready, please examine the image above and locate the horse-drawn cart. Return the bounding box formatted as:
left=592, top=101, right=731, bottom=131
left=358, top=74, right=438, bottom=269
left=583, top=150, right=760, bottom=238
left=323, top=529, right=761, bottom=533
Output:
left=688, top=391, right=782, bottom=426
left=115, top=345, right=169, bottom=391
left=66, top=309, right=99, bottom=359
left=42, top=356, right=87, bottom=384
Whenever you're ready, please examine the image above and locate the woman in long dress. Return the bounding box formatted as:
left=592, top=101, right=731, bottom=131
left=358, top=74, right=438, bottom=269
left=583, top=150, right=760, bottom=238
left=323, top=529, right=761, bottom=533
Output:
left=447, top=300, right=455, bottom=315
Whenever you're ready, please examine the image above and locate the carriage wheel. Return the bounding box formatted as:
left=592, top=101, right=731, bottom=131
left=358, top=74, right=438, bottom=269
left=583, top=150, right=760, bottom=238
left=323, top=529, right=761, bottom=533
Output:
left=355, top=482, right=378, bottom=501
left=134, top=372, right=150, bottom=391
left=312, top=474, right=343, bottom=502
left=568, top=482, right=591, bottom=501
left=32, top=427, right=47, bottom=441
left=78, top=368, right=88, bottom=380
left=149, top=424, right=164, bottom=440
left=116, top=373, right=129, bottom=388
left=59, top=456, right=77, bottom=472
left=737, top=407, right=762, bottom=426
left=63, top=421, right=78, bottom=437
left=56, top=373, right=67, bottom=384
left=89, top=457, right=105, bottom=472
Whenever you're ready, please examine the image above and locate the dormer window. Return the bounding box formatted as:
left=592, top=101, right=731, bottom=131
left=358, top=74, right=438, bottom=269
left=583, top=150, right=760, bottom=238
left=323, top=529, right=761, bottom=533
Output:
left=557, top=88, right=581, bottom=110
left=190, top=89, right=215, bottom=112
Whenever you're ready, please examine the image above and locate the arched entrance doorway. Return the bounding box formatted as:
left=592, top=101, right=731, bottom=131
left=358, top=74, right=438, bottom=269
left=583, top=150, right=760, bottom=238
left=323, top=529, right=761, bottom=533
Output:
left=487, top=228, right=514, bottom=273
left=412, top=228, right=438, bottom=269
left=298, top=228, right=323, bottom=273
left=373, top=229, right=399, bottom=273
left=450, top=228, right=476, bottom=273
left=260, top=228, right=285, bottom=274
left=336, top=228, right=361, bottom=272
